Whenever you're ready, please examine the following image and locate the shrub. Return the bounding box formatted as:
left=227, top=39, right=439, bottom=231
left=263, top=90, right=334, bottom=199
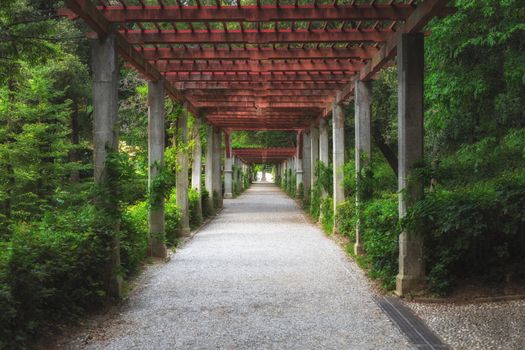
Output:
left=120, top=201, right=149, bottom=275
left=165, top=190, right=182, bottom=245
left=1, top=205, right=106, bottom=348
left=403, top=171, right=525, bottom=295
left=335, top=200, right=357, bottom=241
left=320, top=196, right=334, bottom=234
left=361, top=196, right=399, bottom=290
left=310, top=182, right=322, bottom=220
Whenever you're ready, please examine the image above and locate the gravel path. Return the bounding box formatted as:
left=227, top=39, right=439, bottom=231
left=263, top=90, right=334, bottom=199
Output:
left=57, top=183, right=411, bottom=350
left=406, top=299, right=525, bottom=350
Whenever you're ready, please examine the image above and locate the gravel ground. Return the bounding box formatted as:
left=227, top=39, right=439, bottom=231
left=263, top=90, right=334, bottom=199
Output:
left=55, top=183, right=411, bottom=350
left=405, top=299, right=525, bottom=350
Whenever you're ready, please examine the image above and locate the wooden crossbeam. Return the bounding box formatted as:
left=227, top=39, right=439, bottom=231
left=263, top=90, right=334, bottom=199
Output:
left=155, top=60, right=364, bottom=73
left=174, top=82, right=343, bottom=90
left=194, top=101, right=327, bottom=108
left=186, top=90, right=335, bottom=96
left=141, top=47, right=378, bottom=61
left=165, top=73, right=352, bottom=82
left=123, top=29, right=392, bottom=45
left=62, top=0, right=453, bottom=131
left=63, top=0, right=198, bottom=115
left=99, top=5, right=415, bottom=22
left=191, top=96, right=333, bottom=103
left=335, top=0, right=451, bottom=104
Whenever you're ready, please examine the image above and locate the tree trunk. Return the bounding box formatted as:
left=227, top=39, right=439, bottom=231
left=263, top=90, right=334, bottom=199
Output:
left=372, top=123, right=398, bottom=177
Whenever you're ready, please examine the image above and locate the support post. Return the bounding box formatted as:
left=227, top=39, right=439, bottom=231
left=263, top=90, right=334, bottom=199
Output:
left=191, top=117, right=203, bottom=225
left=296, top=132, right=304, bottom=197
left=302, top=131, right=311, bottom=202
left=223, top=131, right=233, bottom=198
left=176, top=104, right=190, bottom=237
left=319, top=118, right=329, bottom=197
left=396, top=33, right=425, bottom=296
left=319, top=118, right=329, bottom=166
left=91, top=33, right=122, bottom=298
left=213, top=127, right=223, bottom=208
left=205, top=125, right=216, bottom=216
left=354, top=80, right=372, bottom=255
left=332, top=101, right=345, bottom=215
left=147, top=79, right=167, bottom=258
left=310, top=125, right=319, bottom=191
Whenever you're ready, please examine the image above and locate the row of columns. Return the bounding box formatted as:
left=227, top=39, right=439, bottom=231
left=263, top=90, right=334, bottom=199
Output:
left=279, top=33, right=425, bottom=296
left=90, top=33, right=251, bottom=298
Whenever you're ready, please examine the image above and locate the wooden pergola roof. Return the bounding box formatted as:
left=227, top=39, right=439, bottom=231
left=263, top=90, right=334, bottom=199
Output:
left=233, top=147, right=296, bottom=164
left=61, top=0, right=451, bottom=131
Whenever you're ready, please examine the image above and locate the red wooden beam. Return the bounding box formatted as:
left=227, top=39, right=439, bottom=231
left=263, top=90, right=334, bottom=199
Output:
left=99, top=5, right=415, bottom=22
left=165, top=73, right=352, bottom=83
left=336, top=0, right=451, bottom=104
left=155, top=60, right=364, bottom=73
left=191, top=96, right=333, bottom=103
left=187, top=90, right=335, bottom=96
left=123, top=29, right=392, bottom=45
left=141, top=47, right=378, bottom=61
left=62, top=0, right=199, bottom=116
left=174, top=82, right=344, bottom=90
left=359, top=0, right=450, bottom=82
left=194, top=101, right=328, bottom=108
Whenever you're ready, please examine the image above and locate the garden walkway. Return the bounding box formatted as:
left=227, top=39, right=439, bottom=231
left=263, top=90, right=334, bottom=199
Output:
left=58, top=183, right=412, bottom=349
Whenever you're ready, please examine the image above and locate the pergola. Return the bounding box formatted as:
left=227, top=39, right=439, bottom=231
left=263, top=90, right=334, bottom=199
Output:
left=233, top=147, right=296, bottom=164
left=61, top=0, right=450, bottom=130
left=61, top=0, right=451, bottom=298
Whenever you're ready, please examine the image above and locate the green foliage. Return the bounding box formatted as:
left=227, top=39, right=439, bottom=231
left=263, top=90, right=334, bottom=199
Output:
left=335, top=200, right=357, bottom=242
left=120, top=201, right=149, bottom=275
left=309, top=183, right=322, bottom=220
left=425, top=0, right=525, bottom=153
left=316, top=161, right=333, bottom=196
left=148, top=163, right=175, bottom=210
left=320, top=197, right=334, bottom=234
left=0, top=205, right=106, bottom=348
left=403, top=172, right=525, bottom=295
left=188, top=187, right=202, bottom=228
left=360, top=196, right=400, bottom=290
left=231, top=130, right=294, bottom=148
left=165, top=189, right=182, bottom=246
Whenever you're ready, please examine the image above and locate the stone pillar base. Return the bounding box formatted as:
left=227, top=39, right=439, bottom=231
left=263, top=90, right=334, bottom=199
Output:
left=224, top=193, right=233, bottom=199
left=149, top=238, right=167, bottom=259
left=395, top=274, right=426, bottom=297
left=178, top=227, right=191, bottom=238
left=354, top=243, right=364, bottom=256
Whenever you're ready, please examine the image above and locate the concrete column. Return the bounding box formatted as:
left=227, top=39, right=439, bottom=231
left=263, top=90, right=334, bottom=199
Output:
left=302, top=131, right=311, bottom=201
left=212, top=127, right=223, bottom=208
left=319, top=118, right=329, bottom=165
left=396, top=33, right=425, bottom=296
left=147, top=79, right=167, bottom=258
left=354, top=80, right=372, bottom=255
left=204, top=125, right=216, bottom=216
left=176, top=104, right=190, bottom=237
left=332, top=102, right=345, bottom=213
left=310, top=125, right=319, bottom=190
left=191, top=117, right=203, bottom=225
left=223, top=132, right=233, bottom=198
left=91, top=33, right=122, bottom=298
left=296, top=132, right=304, bottom=197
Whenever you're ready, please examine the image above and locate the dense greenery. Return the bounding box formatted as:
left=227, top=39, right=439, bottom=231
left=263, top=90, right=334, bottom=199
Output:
left=331, top=0, right=525, bottom=294
left=0, top=0, right=524, bottom=347
left=0, top=0, right=213, bottom=347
